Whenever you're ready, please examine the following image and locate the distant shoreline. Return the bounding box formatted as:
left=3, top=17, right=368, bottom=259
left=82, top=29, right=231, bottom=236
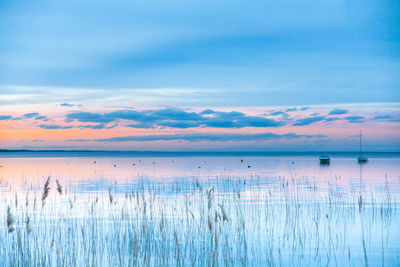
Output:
left=0, top=149, right=399, bottom=158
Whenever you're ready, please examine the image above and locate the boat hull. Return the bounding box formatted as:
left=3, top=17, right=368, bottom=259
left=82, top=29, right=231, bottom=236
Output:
left=357, top=156, right=368, bottom=163
left=319, top=156, right=330, bottom=165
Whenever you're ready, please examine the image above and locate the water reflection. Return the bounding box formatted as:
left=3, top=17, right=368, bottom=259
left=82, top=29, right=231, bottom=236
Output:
left=0, top=156, right=399, bottom=201
left=0, top=155, right=399, bottom=266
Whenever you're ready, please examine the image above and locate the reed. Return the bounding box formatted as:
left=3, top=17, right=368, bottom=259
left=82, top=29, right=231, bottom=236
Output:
left=42, top=176, right=51, bottom=206
left=56, top=179, right=63, bottom=195
left=6, top=206, right=14, bottom=233
left=1, top=174, right=399, bottom=266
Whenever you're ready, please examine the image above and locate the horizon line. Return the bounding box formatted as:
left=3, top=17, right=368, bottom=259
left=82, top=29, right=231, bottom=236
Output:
left=1, top=149, right=399, bottom=154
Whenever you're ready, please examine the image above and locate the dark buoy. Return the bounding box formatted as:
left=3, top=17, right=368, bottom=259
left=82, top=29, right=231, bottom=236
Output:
left=248, top=165, right=251, bottom=168
left=319, top=156, right=330, bottom=165
left=114, top=164, right=116, bottom=168
left=94, top=161, right=96, bottom=164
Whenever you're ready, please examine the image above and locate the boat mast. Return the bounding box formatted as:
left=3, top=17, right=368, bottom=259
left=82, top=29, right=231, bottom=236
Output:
left=359, top=130, right=362, bottom=155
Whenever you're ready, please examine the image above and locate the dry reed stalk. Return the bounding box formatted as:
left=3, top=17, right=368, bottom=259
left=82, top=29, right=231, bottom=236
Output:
left=207, top=187, right=214, bottom=210
left=109, top=189, right=114, bottom=204
left=42, top=176, right=51, bottom=206
left=56, top=179, right=63, bottom=195
left=17, top=231, right=22, bottom=249
left=7, top=206, right=15, bottom=233
left=208, top=217, right=213, bottom=231
left=26, top=216, right=32, bottom=234
left=218, top=204, right=228, bottom=222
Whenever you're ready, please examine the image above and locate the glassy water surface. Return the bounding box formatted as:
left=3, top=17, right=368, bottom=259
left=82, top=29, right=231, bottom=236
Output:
left=0, top=153, right=399, bottom=266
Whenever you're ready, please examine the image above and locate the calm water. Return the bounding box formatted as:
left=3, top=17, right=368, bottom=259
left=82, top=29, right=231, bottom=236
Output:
left=0, top=152, right=399, bottom=266
left=1, top=153, right=399, bottom=198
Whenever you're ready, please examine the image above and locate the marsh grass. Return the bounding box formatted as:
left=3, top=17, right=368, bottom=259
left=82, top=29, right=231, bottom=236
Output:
left=1, top=175, right=399, bottom=266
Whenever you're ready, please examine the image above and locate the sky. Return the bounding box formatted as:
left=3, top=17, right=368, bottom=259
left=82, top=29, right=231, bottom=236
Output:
left=0, top=0, right=399, bottom=151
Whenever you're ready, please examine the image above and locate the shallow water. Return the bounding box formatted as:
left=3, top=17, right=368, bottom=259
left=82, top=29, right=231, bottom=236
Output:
left=1, top=154, right=399, bottom=198
left=0, top=153, right=399, bottom=266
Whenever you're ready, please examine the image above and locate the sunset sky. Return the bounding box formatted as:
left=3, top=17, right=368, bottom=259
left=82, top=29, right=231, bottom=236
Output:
left=0, top=0, right=399, bottom=151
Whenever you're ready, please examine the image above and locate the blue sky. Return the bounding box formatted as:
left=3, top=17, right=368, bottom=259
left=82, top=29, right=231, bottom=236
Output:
left=1, top=0, right=399, bottom=106
left=0, top=0, right=399, bottom=150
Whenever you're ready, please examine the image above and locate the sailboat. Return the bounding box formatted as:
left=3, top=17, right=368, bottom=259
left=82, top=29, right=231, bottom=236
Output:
left=357, top=131, right=368, bottom=163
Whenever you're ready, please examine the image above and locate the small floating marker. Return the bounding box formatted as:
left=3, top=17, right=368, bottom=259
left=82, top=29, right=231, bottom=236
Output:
left=292, top=161, right=295, bottom=164
left=114, top=164, right=116, bottom=168
left=319, top=156, right=330, bottom=165
left=198, top=166, right=201, bottom=169
left=94, top=161, right=96, bottom=164
left=241, top=159, right=243, bottom=163
left=132, top=163, right=135, bottom=166
left=152, top=161, right=155, bottom=164
left=248, top=165, right=251, bottom=168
